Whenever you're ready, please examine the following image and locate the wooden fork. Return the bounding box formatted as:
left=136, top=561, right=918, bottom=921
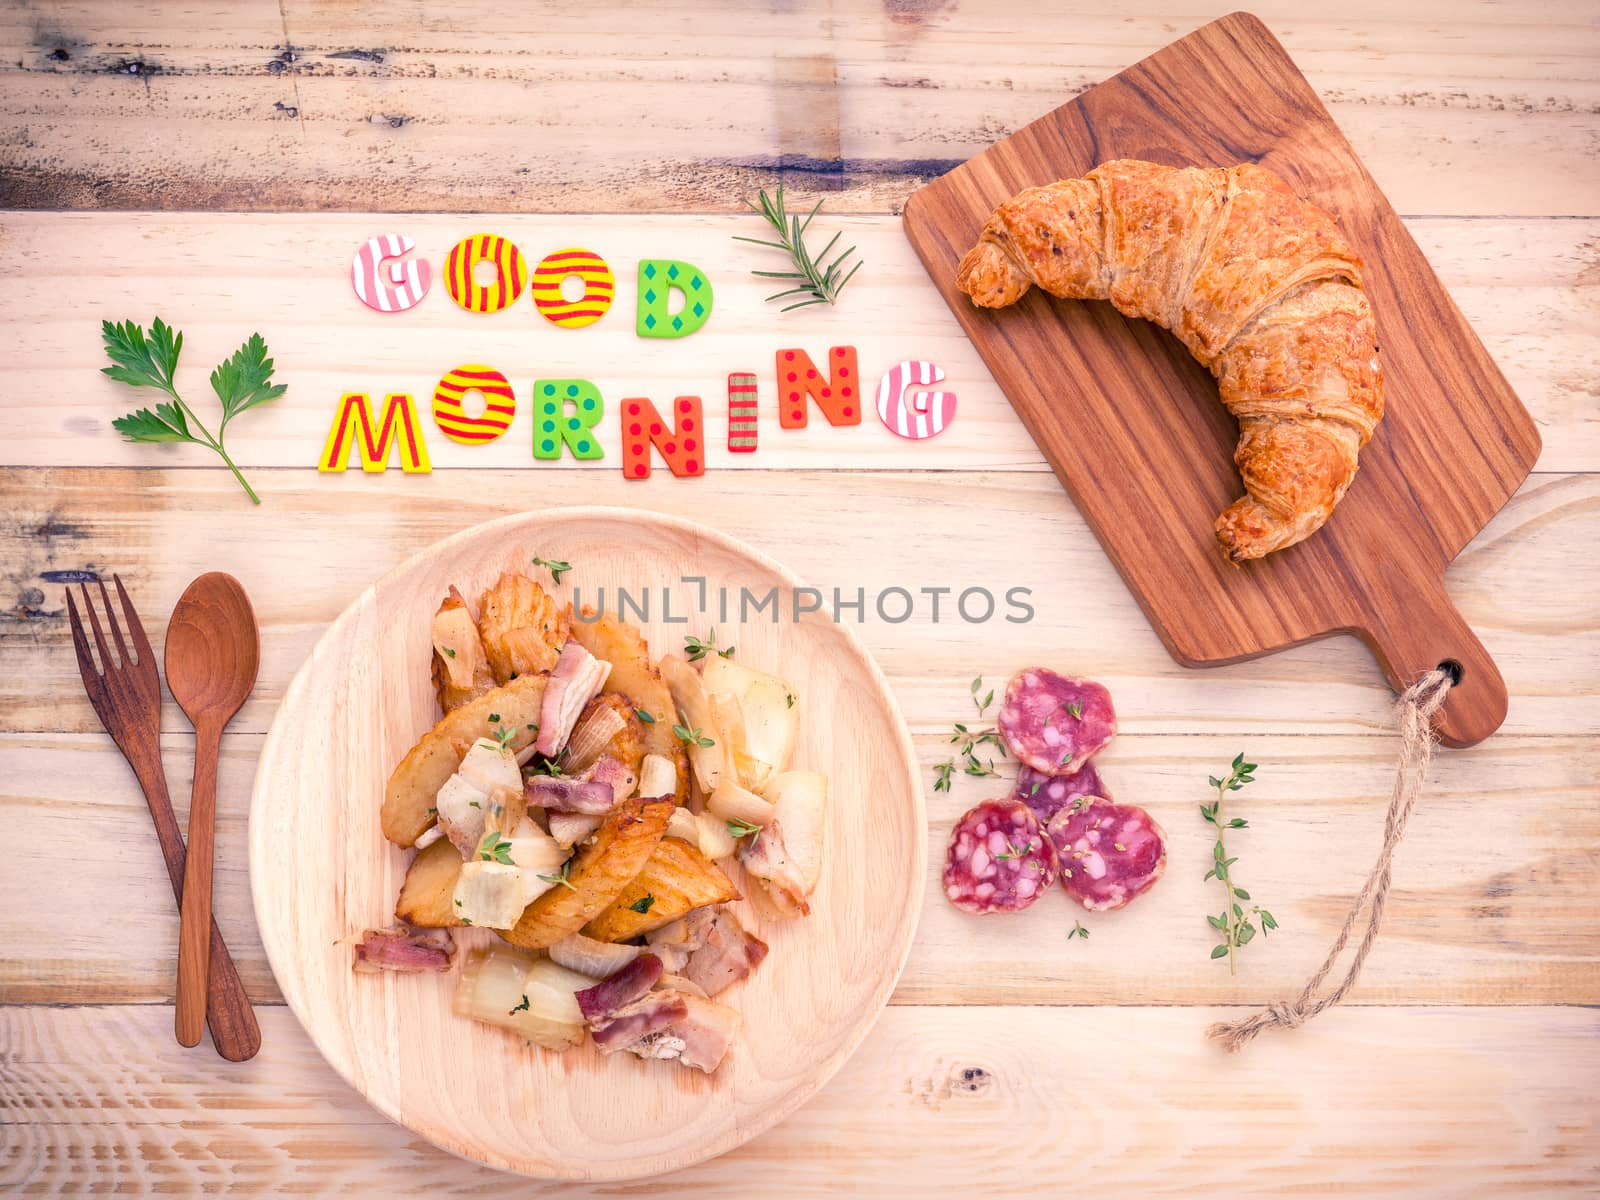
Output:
left=66, top=575, right=261, bottom=1061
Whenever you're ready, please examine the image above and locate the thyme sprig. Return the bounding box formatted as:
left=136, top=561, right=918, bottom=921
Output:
left=531, top=555, right=571, bottom=584
left=933, top=676, right=1008, bottom=792
left=1201, top=754, right=1278, bottom=974
left=673, top=723, right=715, bottom=749
left=734, top=186, right=864, bottom=311
left=684, top=630, right=734, bottom=662
left=537, top=861, right=577, bottom=892
left=726, top=817, right=762, bottom=848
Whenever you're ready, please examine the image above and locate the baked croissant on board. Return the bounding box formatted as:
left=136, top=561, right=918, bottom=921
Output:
left=957, top=159, right=1384, bottom=562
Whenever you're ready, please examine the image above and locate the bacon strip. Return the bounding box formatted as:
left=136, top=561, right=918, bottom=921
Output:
left=352, top=925, right=455, bottom=974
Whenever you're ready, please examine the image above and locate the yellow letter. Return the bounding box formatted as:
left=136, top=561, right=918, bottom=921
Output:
left=319, top=392, right=432, bottom=473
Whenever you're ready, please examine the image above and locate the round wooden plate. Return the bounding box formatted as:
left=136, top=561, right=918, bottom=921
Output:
left=249, top=507, right=926, bottom=1179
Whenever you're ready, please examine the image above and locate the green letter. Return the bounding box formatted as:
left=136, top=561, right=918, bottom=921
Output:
left=532, top=379, right=604, bottom=460
left=636, top=259, right=712, bottom=338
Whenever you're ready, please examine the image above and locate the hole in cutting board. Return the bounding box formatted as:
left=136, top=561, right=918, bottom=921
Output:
left=1437, top=659, right=1465, bottom=686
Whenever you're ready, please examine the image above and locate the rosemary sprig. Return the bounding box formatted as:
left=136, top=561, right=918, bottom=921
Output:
left=1201, top=754, right=1278, bottom=974
left=734, top=185, right=864, bottom=311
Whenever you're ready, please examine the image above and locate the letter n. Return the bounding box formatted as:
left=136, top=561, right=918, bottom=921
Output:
left=777, top=346, right=860, bottom=428
left=621, top=396, right=704, bottom=480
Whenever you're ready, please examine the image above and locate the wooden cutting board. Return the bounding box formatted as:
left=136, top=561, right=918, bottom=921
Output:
left=902, top=12, right=1539, bottom=748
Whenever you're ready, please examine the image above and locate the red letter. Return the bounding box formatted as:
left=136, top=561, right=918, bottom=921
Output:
left=621, top=396, right=705, bottom=479
left=776, top=346, right=860, bottom=428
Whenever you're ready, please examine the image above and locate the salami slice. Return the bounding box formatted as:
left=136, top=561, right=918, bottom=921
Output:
left=1046, top=797, right=1166, bottom=911
left=997, top=668, right=1116, bottom=775
left=1013, top=761, right=1107, bottom=824
left=943, top=799, right=1057, bottom=914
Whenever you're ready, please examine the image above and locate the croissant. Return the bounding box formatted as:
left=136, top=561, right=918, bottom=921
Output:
left=957, top=159, right=1384, bottom=562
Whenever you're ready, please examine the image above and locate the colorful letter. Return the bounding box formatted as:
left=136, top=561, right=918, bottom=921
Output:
left=727, top=373, right=758, bottom=453
left=432, top=365, right=515, bottom=446
left=876, top=360, right=957, bottom=440
left=319, top=393, right=432, bottom=473
left=777, top=345, right=860, bottom=428
left=444, top=233, right=528, bottom=314
left=636, top=259, right=712, bottom=338
left=531, top=248, right=615, bottom=329
left=621, top=396, right=705, bottom=479
left=532, top=379, right=605, bottom=460
left=351, top=233, right=432, bottom=313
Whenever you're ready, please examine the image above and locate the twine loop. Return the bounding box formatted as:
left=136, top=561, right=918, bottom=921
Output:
left=1206, top=668, right=1455, bottom=1053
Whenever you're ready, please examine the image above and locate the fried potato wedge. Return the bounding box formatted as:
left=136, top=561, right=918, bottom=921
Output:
left=394, top=837, right=465, bottom=928
left=477, top=571, right=569, bottom=685
left=569, top=609, right=689, bottom=805
left=382, top=674, right=547, bottom=847
left=501, top=795, right=675, bottom=950
left=583, top=836, right=740, bottom=941
left=431, top=586, right=497, bottom=713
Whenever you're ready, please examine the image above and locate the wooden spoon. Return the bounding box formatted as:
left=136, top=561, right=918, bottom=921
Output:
left=166, top=572, right=259, bottom=1048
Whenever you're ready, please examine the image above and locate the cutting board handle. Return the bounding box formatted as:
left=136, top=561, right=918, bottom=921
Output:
left=1354, top=569, right=1506, bottom=748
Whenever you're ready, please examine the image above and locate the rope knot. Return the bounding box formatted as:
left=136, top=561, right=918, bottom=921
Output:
left=1266, top=1000, right=1305, bottom=1030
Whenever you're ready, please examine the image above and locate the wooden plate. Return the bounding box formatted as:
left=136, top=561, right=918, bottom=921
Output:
left=249, top=507, right=925, bottom=1179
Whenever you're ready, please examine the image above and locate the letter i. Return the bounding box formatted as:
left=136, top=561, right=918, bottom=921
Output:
left=728, top=372, right=758, bottom=453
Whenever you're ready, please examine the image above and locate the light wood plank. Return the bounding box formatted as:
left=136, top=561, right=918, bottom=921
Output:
left=1, top=213, right=1594, bottom=471
left=4, top=731, right=1594, bottom=1006
left=2, top=469, right=1594, bottom=739
left=2, top=1004, right=1596, bottom=1194
left=1, top=3, right=1596, bottom=216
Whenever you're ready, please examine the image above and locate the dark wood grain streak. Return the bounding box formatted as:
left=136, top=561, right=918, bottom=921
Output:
left=902, top=12, right=1541, bottom=747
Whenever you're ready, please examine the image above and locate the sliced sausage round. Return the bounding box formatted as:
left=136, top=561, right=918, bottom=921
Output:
left=997, top=668, right=1116, bottom=775
left=1046, top=797, right=1166, bottom=911
left=1013, top=761, right=1107, bottom=825
left=943, top=799, right=1057, bottom=914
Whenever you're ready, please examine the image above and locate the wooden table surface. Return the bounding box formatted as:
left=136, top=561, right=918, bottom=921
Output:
left=2, top=2, right=1596, bottom=1195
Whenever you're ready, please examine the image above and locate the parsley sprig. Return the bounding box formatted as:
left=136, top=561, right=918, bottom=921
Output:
left=1201, top=754, right=1278, bottom=974
left=102, top=319, right=286, bottom=505
left=684, top=630, right=734, bottom=662
left=734, top=185, right=863, bottom=311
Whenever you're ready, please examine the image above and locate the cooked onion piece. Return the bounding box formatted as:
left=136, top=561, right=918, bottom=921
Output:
left=452, top=947, right=584, bottom=1050
left=706, top=778, right=776, bottom=830
left=562, top=703, right=627, bottom=772
left=659, top=654, right=727, bottom=793
left=760, top=770, right=828, bottom=895
left=548, top=932, right=642, bottom=978
left=701, top=657, right=798, bottom=780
